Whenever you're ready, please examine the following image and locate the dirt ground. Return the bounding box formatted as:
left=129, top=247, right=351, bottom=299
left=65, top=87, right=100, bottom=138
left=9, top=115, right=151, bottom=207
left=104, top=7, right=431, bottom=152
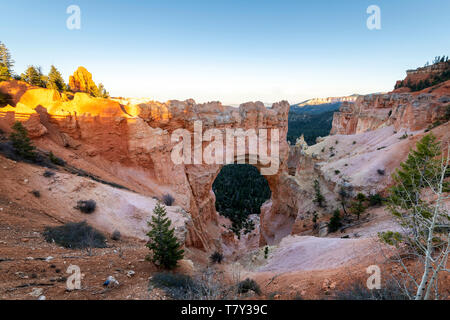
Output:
left=0, top=194, right=162, bottom=300
left=0, top=193, right=386, bottom=300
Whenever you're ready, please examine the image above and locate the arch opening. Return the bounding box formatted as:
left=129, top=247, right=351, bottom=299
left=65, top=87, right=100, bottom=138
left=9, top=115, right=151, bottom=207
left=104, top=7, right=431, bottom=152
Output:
left=212, top=164, right=271, bottom=237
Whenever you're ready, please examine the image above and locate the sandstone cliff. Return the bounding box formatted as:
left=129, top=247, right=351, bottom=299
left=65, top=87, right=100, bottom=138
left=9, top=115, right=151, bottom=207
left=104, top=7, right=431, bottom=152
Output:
left=394, top=61, right=450, bottom=92
left=68, top=66, right=99, bottom=95
left=331, top=80, right=449, bottom=135
left=0, top=80, right=290, bottom=251
left=285, top=67, right=450, bottom=243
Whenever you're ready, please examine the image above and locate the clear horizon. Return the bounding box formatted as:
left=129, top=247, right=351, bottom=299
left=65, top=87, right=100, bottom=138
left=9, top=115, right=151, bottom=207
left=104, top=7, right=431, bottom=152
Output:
left=1, top=0, right=450, bottom=105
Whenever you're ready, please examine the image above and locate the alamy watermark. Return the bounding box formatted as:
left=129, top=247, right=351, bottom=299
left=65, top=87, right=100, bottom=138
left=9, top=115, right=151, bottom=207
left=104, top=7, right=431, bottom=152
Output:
left=170, top=121, right=280, bottom=175
left=366, top=265, right=381, bottom=289
left=366, top=5, right=381, bottom=30
left=66, top=5, right=81, bottom=30
left=66, top=264, right=82, bottom=290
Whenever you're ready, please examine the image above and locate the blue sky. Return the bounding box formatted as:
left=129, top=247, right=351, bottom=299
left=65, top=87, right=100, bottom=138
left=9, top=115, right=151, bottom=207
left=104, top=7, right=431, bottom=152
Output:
left=1, top=0, right=449, bottom=104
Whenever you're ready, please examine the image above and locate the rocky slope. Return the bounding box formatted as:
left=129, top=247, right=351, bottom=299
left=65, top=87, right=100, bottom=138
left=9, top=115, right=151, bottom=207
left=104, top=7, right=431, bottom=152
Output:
left=281, top=66, right=450, bottom=245
left=394, top=61, right=450, bottom=92
left=331, top=77, right=449, bottom=136
left=0, top=155, right=191, bottom=242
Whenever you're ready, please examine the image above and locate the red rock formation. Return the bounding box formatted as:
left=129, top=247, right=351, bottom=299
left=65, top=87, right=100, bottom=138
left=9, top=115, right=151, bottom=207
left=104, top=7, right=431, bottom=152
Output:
left=394, top=62, right=449, bottom=91
left=331, top=80, right=449, bottom=135
left=0, top=80, right=291, bottom=250
left=68, top=66, right=99, bottom=95
left=331, top=62, right=450, bottom=136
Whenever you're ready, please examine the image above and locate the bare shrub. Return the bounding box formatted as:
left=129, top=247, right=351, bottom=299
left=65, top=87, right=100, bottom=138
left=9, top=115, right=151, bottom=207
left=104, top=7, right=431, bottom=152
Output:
left=43, top=170, right=55, bottom=178
left=237, top=278, right=261, bottom=295
left=31, top=190, right=41, bottom=198
left=43, top=221, right=107, bottom=250
left=334, top=280, right=410, bottom=300
left=150, top=268, right=233, bottom=300
left=75, top=200, right=96, bottom=214
left=162, top=193, right=175, bottom=206
left=111, top=230, right=121, bottom=241
left=210, top=251, right=223, bottom=264
left=49, top=151, right=65, bottom=166
left=368, top=193, right=383, bottom=207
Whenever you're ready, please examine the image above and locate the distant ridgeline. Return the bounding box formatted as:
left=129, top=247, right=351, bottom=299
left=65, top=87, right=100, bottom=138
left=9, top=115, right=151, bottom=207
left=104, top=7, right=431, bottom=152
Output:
left=287, top=102, right=342, bottom=145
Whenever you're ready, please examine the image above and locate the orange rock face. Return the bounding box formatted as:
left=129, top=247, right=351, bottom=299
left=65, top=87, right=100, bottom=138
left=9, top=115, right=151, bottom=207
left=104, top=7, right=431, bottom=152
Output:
left=0, top=80, right=291, bottom=251
left=68, top=66, right=98, bottom=95
left=331, top=80, right=450, bottom=135
left=393, top=62, right=449, bottom=91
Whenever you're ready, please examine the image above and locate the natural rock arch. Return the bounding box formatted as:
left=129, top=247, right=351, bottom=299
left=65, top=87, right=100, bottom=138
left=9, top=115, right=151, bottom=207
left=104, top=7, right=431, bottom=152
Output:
left=0, top=81, right=295, bottom=250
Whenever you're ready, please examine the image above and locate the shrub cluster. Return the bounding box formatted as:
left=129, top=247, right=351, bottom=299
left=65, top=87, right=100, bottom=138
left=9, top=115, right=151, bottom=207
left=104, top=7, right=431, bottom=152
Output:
left=49, top=151, right=65, bottom=166
left=237, top=278, right=261, bottom=295
left=9, top=121, right=36, bottom=161
left=150, top=271, right=231, bottom=300
left=210, top=251, right=224, bottom=264
left=328, top=209, right=342, bottom=233
left=162, top=193, right=175, bottom=206
left=368, top=193, right=383, bottom=207
left=150, top=273, right=197, bottom=300
left=75, top=200, right=97, bottom=214
left=31, top=190, right=41, bottom=198
left=313, top=179, right=326, bottom=208
left=43, top=170, right=55, bottom=178
left=43, top=221, right=107, bottom=249
left=111, top=230, right=121, bottom=241
left=334, top=280, right=410, bottom=300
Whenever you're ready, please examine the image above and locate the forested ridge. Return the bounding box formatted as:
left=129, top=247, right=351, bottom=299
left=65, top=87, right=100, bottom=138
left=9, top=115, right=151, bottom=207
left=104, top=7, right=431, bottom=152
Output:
left=287, top=102, right=341, bottom=145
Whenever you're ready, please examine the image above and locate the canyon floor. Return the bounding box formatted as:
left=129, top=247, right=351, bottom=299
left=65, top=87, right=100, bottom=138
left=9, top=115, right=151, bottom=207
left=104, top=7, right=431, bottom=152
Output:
left=0, top=193, right=389, bottom=300
left=0, top=153, right=399, bottom=300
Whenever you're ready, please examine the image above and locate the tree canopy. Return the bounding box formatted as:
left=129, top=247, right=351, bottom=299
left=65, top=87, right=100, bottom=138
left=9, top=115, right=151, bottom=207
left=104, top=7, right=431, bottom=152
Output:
left=21, top=65, right=47, bottom=87
left=0, top=41, right=14, bottom=81
left=47, top=65, right=66, bottom=91
left=213, top=164, right=271, bottom=236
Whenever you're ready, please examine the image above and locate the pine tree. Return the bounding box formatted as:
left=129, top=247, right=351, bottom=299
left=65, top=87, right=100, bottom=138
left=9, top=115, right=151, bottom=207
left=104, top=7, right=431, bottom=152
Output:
left=338, top=183, right=352, bottom=216
left=380, top=133, right=449, bottom=300
left=146, top=202, right=184, bottom=270
left=350, top=193, right=366, bottom=220
left=389, top=133, right=444, bottom=215
left=21, top=65, right=47, bottom=88
left=0, top=41, right=14, bottom=81
left=328, top=209, right=342, bottom=233
left=96, top=83, right=110, bottom=98
left=313, top=179, right=326, bottom=207
left=10, top=121, right=36, bottom=160
left=0, top=64, right=10, bottom=81
left=47, top=65, right=66, bottom=91
left=350, top=200, right=365, bottom=220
